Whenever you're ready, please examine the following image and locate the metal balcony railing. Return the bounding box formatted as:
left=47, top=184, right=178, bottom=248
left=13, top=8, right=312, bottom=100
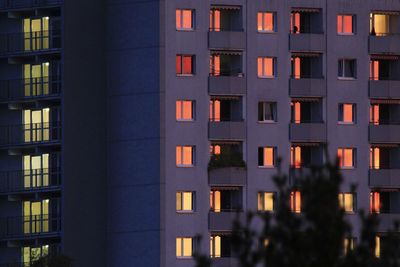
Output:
left=0, top=214, right=61, bottom=239
left=0, top=0, right=62, bottom=10
left=0, top=76, right=61, bottom=101
left=0, top=168, right=61, bottom=193
left=0, top=122, right=61, bottom=147
left=0, top=31, right=61, bottom=56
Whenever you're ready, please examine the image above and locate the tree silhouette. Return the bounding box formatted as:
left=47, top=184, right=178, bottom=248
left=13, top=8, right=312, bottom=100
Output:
left=195, top=160, right=400, bottom=267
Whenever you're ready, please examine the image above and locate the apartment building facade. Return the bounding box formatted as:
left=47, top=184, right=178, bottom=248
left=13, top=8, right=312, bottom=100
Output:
left=0, top=0, right=400, bottom=266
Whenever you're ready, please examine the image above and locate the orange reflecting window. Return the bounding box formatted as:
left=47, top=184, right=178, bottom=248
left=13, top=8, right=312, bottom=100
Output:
left=210, top=145, right=221, bottom=155
left=176, top=9, right=193, bottom=30
left=176, top=55, right=194, bottom=75
left=290, top=12, right=300, bottom=33
left=292, top=57, right=301, bottom=79
left=209, top=99, right=221, bottom=121
left=290, top=146, right=302, bottom=168
left=337, top=15, right=354, bottom=34
left=176, top=146, right=194, bottom=166
left=370, top=192, right=380, bottom=213
left=176, top=100, right=194, bottom=121
left=257, top=57, right=274, bottom=77
left=263, top=147, right=274, bottom=167
left=370, top=147, right=380, bottom=169
left=210, top=9, right=220, bottom=31
left=291, top=101, right=301, bottom=123
left=370, top=60, right=379, bottom=80
left=258, top=12, right=274, bottom=32
left=290, top=191, right=301, bottom=213
left=210, top=190, right=221, bottom=212
left=370, top=104, right=380, bottom=125
left=338, top=148, right=354, bottom=168
left=210, top=55, right=221, bottom=76
left=343, top=104, right=353, bottom=123
left=338, top=193, right=355, bottom=213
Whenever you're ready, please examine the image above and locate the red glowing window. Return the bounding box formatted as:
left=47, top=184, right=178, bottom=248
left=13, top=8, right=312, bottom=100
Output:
left=370, top=192, right=380, bottom=213
left=176, top=9, right=194, bottom=30
left=176, top=55, right=194, bottom=75
left=337, top=148, right=355, bottom=168
left=258, top=12, right=275, bottom=32
left=337, top=15, right=355, bottom=34
left=290, top=191, right=301, bottom=213
left=257, top=57, right=275, bottom=78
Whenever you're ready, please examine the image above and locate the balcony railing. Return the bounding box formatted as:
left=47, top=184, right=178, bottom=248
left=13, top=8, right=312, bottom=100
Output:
left=0, top=168, right=61, bottom=193
left=0, top=0, right=62, bottom=10
left=0, top=76, right=61, bottom=102
left=0, top=122, right=61, bottom=147
left=0, top=214, right=61, bottom=239
left=0, top=31, right=61, bottom=56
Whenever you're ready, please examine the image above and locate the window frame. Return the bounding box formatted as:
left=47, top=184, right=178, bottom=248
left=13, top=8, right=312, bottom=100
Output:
left=258, top=102, right=277, bottom=123
left=176, top=9, right=195, bottom=31
left=176, top=100, right=195, bottom=122
left=257, top=192, right=276, bottom=212
left=176, top=191, right=196, bottom=213
left=337, top=14, right=356, bottom=35
left=338, top=103, right=356, bottom=124
left=176, top=237, right=194, bottom=258
left=257, top=57, right=276, bottom=78
left=338, top=59, right=357, bottom=79
left=257, top=12, right=277, bottom=33
left=258, top=147, right=276, bottom=168
left=176, top=145, right=195, bottom=167
left=176, top=54, right=195, bottom=76
left=337, top=147, right=356, bottom=169
left=338, top=192, right=357, bottom=213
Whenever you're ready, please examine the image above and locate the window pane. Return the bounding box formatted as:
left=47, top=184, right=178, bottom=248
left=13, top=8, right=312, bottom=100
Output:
left=176, top=10, right=182, bottom=28
left=257, top=13, right=263, bottom=31
left=343, top=15, right=353, bottom=33
left=182, top=10, right=192, bottom=29
left=183, top=238, right=192, bottom=257
left=257, top=193, right=263, bottom=211
left=183, top=192, right=193, bottom=211
left=263, top=147, right=274, bottom=166
left=176, top=55, right=182, bottom=74
left=176, top=146, right=182, bottom=165
left=343, top=148, right=353, bottom=167
left=337, top=15, right=343, bottom=33
left=183, top=56, right=192, bottom=74
left=264, top=13, right=273, bottom=31
left=337, top=149, right=343, bottom=166
left=257, top=57, right=263, bottom=77
left=264, top=193, right=274, bottom=211
left=264, top=58, right=273, bottom=76
left=176, top=192, right=182, bottom=210
left=182, top=101, right=192, bottom=120
left=183, top=146, right=193, bottom=165
left=344, top=193, right=354, bottom=212
left=343, top=104, right=353, bottom=123
left=176, top=101, right=182, bottom=120
left=176, top=238, right=182, bottom=257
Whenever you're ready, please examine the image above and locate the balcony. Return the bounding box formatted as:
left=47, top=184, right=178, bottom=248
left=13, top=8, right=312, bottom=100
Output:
left=0, top=0, right=62, bottom=10
left=0, top=214, right=60, bottom=241
left=369, top=35, right=400, bottom=54
left=289, top=33, right=325, bottom=52
left=209, top=75, right=246, bottom=95
left=0, top=122, right=61, bottom=149
left=369, top=124, right=400, bottom=143
left=289, top=123, right=326, bottom=142
left=208, top=167, right=246, bottom=186
left=378, top=213, right=400, bottom=231
left=209, top=121, right=245, bottom=140
left=209, top=31, right=245, bottom=50
left=0, top=31, right=61, bottom=58
left=0, top=168, right=61, bottom=195
left=369, top=169, right=400, bottom=188
left=369, top=80, right=400, bottom=99
left=209, top=212, right=244, bottom=231
left=208, top=142, right=246, bottom=172
left=0, top=77, right=61, bottom=104
left=211, top=258, right=239, bottom=267
left=289, top=78, right=326, bottom=97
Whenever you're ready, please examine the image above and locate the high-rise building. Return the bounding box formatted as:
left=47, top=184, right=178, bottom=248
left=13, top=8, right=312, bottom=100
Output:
left=0, top=0, right=400, bottom=266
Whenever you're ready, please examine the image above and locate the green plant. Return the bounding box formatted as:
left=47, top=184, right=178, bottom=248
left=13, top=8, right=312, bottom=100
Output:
left=208, top=153, right=246, bottom=171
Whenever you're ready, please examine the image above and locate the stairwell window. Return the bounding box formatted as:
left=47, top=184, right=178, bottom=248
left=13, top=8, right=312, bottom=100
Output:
left=176, top=192, right=195, bottom=212
left=176, top=237, right=194, bottom=258
left=176, top=100, right=194, bottom=121
left=176, top=146, right=195, bottom=167
left=337, top=148, right=356, bottom=169
left=176, top=9, right=194, bottom=30
left=338, top=193, right=356, bottom=213
left=257, top=57, right=276, bottom=78
left=257, top=12, right=276, bottom=32
left=258, top=147, right=275, bottom=167
left=337, top=15, right=355, bottom=34
left=257, top=192, right=275, bottom=212
left=338, top=59, right=356, bottom=79
left=338, top=103, right=356, bottom=124
left=176, top=55, right=195, bottom=76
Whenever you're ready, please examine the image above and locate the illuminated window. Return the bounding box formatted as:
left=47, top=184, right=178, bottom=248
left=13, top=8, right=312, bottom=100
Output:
left=210, top=54, right=221, bottom=76
left=370, top=13, right=390, bottom=36
left=370, top=147, right=380, bottom=170
left=338, top=103, right=356, bottom=124
left=176, top=9, right=194, bottom=30
left=23, top=17, right=49, bottom=51
left=337, top=148, right=355, bottom=168
left=370, top=60, right=379, bottom=80
left=375, top=236, right=381, bottom=258
left=257, top=192, right=275, bottom=212
left=209, top=99, right=221, bottom=122
left=23, top=154, right=49, bottom=189
left=370, top=104, right=380, bottom=125
left=176, top=100, right=194, bottom=121
left=23, top=199, right=49, bottom=234
left=291, top=57, right=301, bottom=79
left=257, top=12, right=276, bottom=32
left=338, top=193, right=356, bottom=213
left=176, top=55, right=194, bottom=75
left=257, top=57, right=276, bottom=78
left=290, top=191, right=301, bottom=213
left=22, top=245, right=49, bottom=266
left=258, top=147, right=275, bottom=167
left=176, top=192, right=195, bottom=212
left=370, top=191, right=381, bottom=213
left=209, top=190, right=221, bottom=212
left=258, top=102, right=277, bottom=122
left=290, top=146, right=302, bottom=168
left=290, top=12, right=300, bottom=34
left=338, top=59, right=356, bottom=79
left=176, top=146, right=195, bottom=167
left=210, top=9, right=220, bottom=31
left=291, top=101, right=301, bottom=124
left=23, top=108, right=50, bottom=143
left=23, top=62, right=49, bottom=97
left=210, top=235, right=221, bottom=258
left=176, top=237, right=193, bottom=258
left=337, top=15, right=355, bottom=34
left=343, top=238, right=355, bottom=255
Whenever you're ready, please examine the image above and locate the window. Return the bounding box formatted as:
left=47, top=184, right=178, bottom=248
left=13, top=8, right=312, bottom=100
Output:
left=176, top=55, right=194, bottom=75
left=343, top=238, right=355, bottom=255
left=176, top=192, right=195, bottom=212
left=176, top=100, right=194, bottom=121
left=176, top=146, right=194, bottom=167
left=338, top=193, right=356, bottom=213
left=338, top=59, right=356, bottom=79
left=23, top=199, right=49, bottom=234
left=23, top=154, right=49, bottom=188
left=258, top=102, right=277, bottom=122
left=210, top=9, right=220, bottom=31
left=23, top=245, right=49, bottom=266
left=375, top=236, right=381, bottom=258
left=210, top=235, right=221, bottom=258
left=370, top=191, right=380, bottom=213
left=338, top=103, right=356, bottom=124
left=370, top=13, right=390, bottom=36
left=290, top=146, right=302, bottom=168
left=370, top=147, right=380, bottom=169
left=337, top=15, right=355, bottom=34
left=370, top=59, right=379, bottom=80
left=258, top=147, right=275, bottom=167
left=290, top=191, right=301, bottom=213
left=257, top=57, right=276, bottom=78
left=23, top=62, right=50, bottom=97
left=23, top=17, right=49, bottom=51
left=257, top=12, right=276, bottom=32
left=176, top=9, right=194, bottom=30
left=370, top=104, right=380, bottom=125
left=257, top=192, right=275, bottom=212
left=176, top=237, right=193, bottom=258
left=337, top=148, right=355, bottom=168
left=23, top=108, right=50, bottom=143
